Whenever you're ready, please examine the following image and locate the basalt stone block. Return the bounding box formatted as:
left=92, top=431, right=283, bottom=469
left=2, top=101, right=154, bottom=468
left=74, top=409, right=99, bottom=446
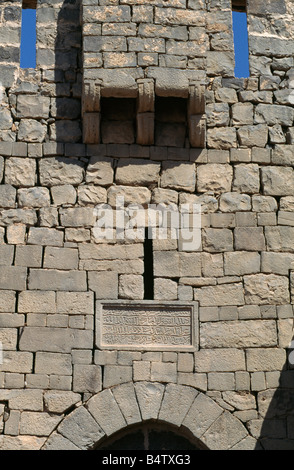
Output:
left=17, top=120, right=47, bottom=143
left=16, top=95, right=50, bottom=120
left=17, top=187, right=50, bottom=208
left=0, top=185, right=16, bottom=208
left=254, top=104, right=294, bottom=127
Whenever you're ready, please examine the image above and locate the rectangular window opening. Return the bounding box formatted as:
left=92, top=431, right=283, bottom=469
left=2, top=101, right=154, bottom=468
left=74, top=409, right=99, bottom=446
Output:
left=232, top=1, right=250, bottom=78
left=20, top=1, right=37, bottom=69
left=155, top=97, right=187, bottom=148
left=100, top=98, right=136, bottom=144
left=144, top=228, right=154, bottom=300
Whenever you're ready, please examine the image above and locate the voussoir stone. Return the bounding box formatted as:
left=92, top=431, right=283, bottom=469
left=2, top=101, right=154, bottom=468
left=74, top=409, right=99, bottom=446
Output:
left=57, top=406, right=104, bottom=450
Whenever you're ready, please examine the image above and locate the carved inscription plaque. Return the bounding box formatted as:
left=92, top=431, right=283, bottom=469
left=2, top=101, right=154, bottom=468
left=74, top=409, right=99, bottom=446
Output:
left=96, top=301, right=198, bottom=351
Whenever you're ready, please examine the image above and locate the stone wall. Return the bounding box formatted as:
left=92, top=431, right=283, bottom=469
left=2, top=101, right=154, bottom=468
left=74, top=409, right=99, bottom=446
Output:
left=0, top=0, right=294, bottom=451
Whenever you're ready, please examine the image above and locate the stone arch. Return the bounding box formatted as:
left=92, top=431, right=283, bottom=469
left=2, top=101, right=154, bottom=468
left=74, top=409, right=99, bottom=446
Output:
left=42, top=382, right=256, bottom=451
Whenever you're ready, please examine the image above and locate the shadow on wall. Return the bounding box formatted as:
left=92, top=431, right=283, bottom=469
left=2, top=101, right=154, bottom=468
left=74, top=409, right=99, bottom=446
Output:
left=255, top=344, right=294, bottom=450
left=54, top=0, right=82, bottom=144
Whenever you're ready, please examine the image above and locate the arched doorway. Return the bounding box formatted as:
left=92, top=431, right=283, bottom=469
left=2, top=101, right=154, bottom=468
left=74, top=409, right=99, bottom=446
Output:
left=95, top=422, right=207, bottom=450
left=42, top=382, right=255, bottom=450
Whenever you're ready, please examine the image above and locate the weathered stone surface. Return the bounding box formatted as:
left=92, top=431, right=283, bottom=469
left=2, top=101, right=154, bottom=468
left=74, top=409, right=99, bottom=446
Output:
left=16, top=95, right=50, bottom=119
left=222, top=391, right=256, bottom=411
left=18, top=291, right=56, bottom=314
left=154, top=278, right=178, bottom=300
left=89, top=271, right=118, bottom=299
left=43, top=247, right=79, bottom=270
left=159, top=384, right=198, bottom=427
left=207, top=127, right=237, bottom=149
left=85, top=156, right=114, bottom=186
left=112, top=383, right=141, bottom=425
left=224, top=252, right=260, bottom=276
left=17, top=187, right=50, bottom=208
left=202, top=411, right=248, bottom=450
left=261, top=167, right=294, bottom=196
left=77, top=185, right=107, bottom=206
left=202, top=228, right=233, bottom=252
left=237, top=124, right=268, bottom=148
left=244, top=274, right=290, bottom=305
left=231, top=102, right=254, bottom=126
left=0, top=184, right=16, bottom=208
left=5, top=158, right=36, bottom=187
left=200, top=320, right=277, bottom=348
left=151, top=362, right=177, bottom=382
left=27, top=227, right=63, bottom=246
left=265, top=226, right=294, bottom=253
left=0, top=209, right=37, bottom=227
left=234, top=227, right=266, bottom=252
left=87, top=389, right=126, bottom=436
left=39, top=157, right=85, bottom=187
left=0, top=436, right=46, bottom=451
left=0, top=266, right=27, bottom=291
left=219, top=193, right=251, bottom=212
left=246, top=348, right=286, bottom=372
left=35, top=353, right=72, bottom=376
left=261, top=252, right=294, bottom=276
left=73, top=365, right=102, bottom=393
left=56, top=291, right=94, bottom=314
left=134, top=381, right=165, bottom=421
left=103, top=365, right=132, bottom=388
left=116, top=159, right=160, bottom=186
left=182, top=392, right=223, bottom=438
left=57, top=407, right=104, bottom=450
left=194, top=349, right=246, bottom=372
left=19, top=327, right=92, bottom=353
left=197, top=164, right=232, bottom=193
left=108, top=186, right=151, bottom=207
left=252, top=195, right=278, bottom=213
left=161, top=161, right=196, bottom=192
left=195, top=283, right=245, bottom=307
left=17, top=120, right=47, bottom=143
left=255, top=104, right=294, bottom=127
left=118, top=274, right=144, bottom=300
left=41, top=433, right=80, bottom=451
left=233, top=164, right=260, bottom=194
left=50, top=121, right=82, bottom=143
left=20, top=412, right=62, bottom=436
left=51, top=185, right=77, bottom=206
left=0, top=290, right=16, bottom=313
